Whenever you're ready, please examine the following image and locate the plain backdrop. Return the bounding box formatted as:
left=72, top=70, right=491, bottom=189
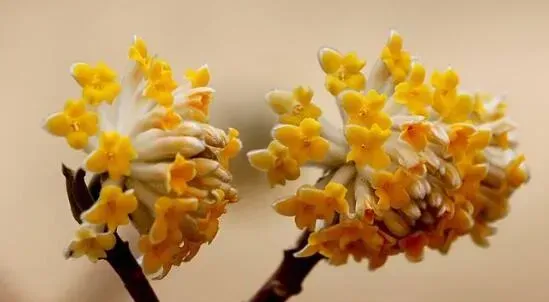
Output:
left=1, top=0, right=548, bottom=301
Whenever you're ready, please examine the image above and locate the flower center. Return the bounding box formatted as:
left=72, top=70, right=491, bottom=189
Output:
left=360, top=143, right=369, bottom=151
left=358, top=108, right=369, bottom=118
left=292, top=104, right=304, bottom=115
left=70, top=121, right=80, bottom=132
left=303, top=138, right=312, bottom=148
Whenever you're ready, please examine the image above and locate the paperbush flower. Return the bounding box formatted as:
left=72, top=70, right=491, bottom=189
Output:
left=248, top=31, right=529, bottom=268
left=44, top=36, right=241, bottom=278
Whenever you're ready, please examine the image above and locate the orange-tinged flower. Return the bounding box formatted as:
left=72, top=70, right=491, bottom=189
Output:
left=274, top=118, right=329, bottom=164
left=371, top=168, right=414, bottom=210
left=248, top=140, right=300, bottom=187
left=400, top=121, right=431, bottom=151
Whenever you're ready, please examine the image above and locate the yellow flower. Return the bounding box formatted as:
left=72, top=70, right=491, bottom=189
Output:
left=345, top=124, right=391, bottom=169
left=71, top=62, right=121, bottom=105
left=138, top=235, right=180, bottom=275
left=267, top=86, right=322, bottom=126
left=393, top=63, right=433, bottom=116
left=128, top=36, right=151, bottom=74
left=371, top=168, right=414, bottom=210
left=297, top=218, right=384, bottom=265
left=219, top=128, right=242, bottom=169
left=67, top=225, right=116, bottom=262
left=447, top=124, right=491, bottom=162
left=144, top=60, right=178, bottom=107
left=248, top=140, right=300, bottom=187
left=154, top=107, right=182, bottom=130
left=273, top=118, right=329, bottom=164
left=273, top=182, right=350, bottom=230
left=197, top=190, right=228, bottom=243
left=455, top=162, right=488, bottom=200
left=184, top=88, right=214, bottom=122
left=399, top=121, right=431, bottom=151
left=505, top=154, right=528, bottom=187
left=318, top=48, right=366, bottom=96
left=81, top=185, right=138, bottom=232
left=380, top=31, right=411, bottom=83
left=340, top=90, right=391, bottom=129
left=44, top=99, right=98, bottom=149
left=85, top=131, right=137, bottom=180
left=185, top=65, right=210, bottom=88
left=149, top=196, right=199, bottom=244
left=431, top=68, right=472, bottom=123
left=168, top=153, right=197, bottom=195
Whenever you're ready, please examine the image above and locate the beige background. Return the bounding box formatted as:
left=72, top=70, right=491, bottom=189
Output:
left=1, top=0, right=548, bottom=301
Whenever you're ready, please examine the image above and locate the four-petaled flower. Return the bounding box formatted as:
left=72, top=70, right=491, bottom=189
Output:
left=67, top=225, right=116, bottom=263
left=318, top=48, right=366, bottom=96
left=267, top=86, right=322, bottom=126
left=219, top=128, right=242, bottom=169
left=274, top=118, right=329, bottom=164
left=371, top=168, right=414, bottom=210
left=393, top=63, right=433, bottom=116
left=85, top=131, right=138, bottom=180
left=81, top=185, right=138, bottom=232
left=340, top=90, right=391, bottom=129
left=399, top=121, right=431, bottom=151
left=247, top=140, right=300, bottom=187
left=71, top=63, right=121, bottom=105
left=345, top=124, right=391, bottom=169
left=138, top=234, right=180, bottom=275
left=381, top=31, right=411, bottom=84
left=44, top=99, right=98, bottom=149
left=273, top=182, right=350, bottom=230
left=168, top=153, right=197, bottom=194
left=447, top=124, right=491, bottom=162
left=144, top=60, right=178, bottom=107
left=149, top=196, right=199, bottom=244
left=129, top=36, right=151, bottom=74
left=455, top=162, right=488, bottom=200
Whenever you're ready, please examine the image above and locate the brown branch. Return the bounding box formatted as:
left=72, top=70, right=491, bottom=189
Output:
left=249, top=231, right=324, bottom=302
left=62, top=164, right=159, bottom=302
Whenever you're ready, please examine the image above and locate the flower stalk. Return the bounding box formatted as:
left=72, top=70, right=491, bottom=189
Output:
left=62, top=165, right=159, bottom=302
left=249, top=231, right=323, bottom=302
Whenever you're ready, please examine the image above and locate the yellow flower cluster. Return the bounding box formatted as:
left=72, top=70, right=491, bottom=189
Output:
left=248, top=31, right=529, bottom=268
left=44, top=36, right=241, bottom=278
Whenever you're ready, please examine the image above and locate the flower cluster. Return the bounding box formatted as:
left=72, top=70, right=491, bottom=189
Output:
left=248, top=31, right=529, bottom=268
left=44, top=36, right=241, bottom=278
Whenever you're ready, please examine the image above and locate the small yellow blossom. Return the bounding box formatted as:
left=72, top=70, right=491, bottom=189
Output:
left=298, top=218, right=384, bottom=265
left=197, top=190, right=228, bottom=243
left=154, top=108, right=182, bottom=131
left=432, top=68, right=459, bottom=106
left=149, top=196, right=199, bottom=244
left=67, top=226, right=116, bottom=262
left=274, top=182, right=350, bottom=230
left=85, top=131, right=137, bottom=180
left=185, top=65, right=210, bottom=88
left=505, top=154, right=528, bottom=187
left=380, top=31, right=411, bottom=83
left=144, top=60, right=178, bottom=107
left=274, top=118, right=329, bottom=164
left=168, top=153, right=197, bottom=194
left=345, top=124, right=391, bottom=169
left=447, top=125, right=491, bottom=162
left=248, top=140, right=300, bottom=187
left=431, top=68, right=473, bottom=123
left=44, top=99, right=98, bottom=149
left=138, top=235, right=181, bottom=275
left=268, top=86, right=322, bottom=126
left=340, top=90, right=391, bottom=129
left=72, top=62, right=121, bottom=105
left=473, top=93, right=507, bottom=122
left=128, top=36, right=151, bottom=74
left=440, top=94, right=474, bottom=123
left=393, top=63, right=433, bottom=116
left=219, top=128, right=242, bottom=169
left=455, top=162, right=488, bottom=200
left=185, top=88, right=214, bottom=121
left=319, top=48, right=366, bottom=96
left=82, top=185, right=138, bottom=232
left=399, top=121, right=431, bottom=151
left=371, top=168, right=414, bottom=210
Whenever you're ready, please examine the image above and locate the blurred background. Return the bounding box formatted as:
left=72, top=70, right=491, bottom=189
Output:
left=1, top=0, right=548, bottom=301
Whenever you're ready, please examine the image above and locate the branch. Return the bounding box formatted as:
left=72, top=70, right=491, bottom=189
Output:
left=62, top=164, right=159, bottom=302
left=249, top=231, right=324, bottom=302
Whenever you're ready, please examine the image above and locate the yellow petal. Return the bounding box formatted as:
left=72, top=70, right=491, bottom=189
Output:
left=66, top=131, right=89, bottom=149
left=319, top=48, right=343, bottom=74
left=45, top=113, right=70, bottom=136
left=345, top=73, right=366, bottom=91
left=325, top=74, right=347, bottom=96
left=342, top=52, right=366, bottom=73
left=340, top=90, right=364, bottom=115
left=273, top=197, right=298, bottom=216
left=248, top=149, right=275, bottom=171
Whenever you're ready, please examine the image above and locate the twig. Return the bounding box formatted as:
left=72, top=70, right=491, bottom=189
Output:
left=249, top=231, right=324, bottom=302
left=62, top=164, right=159, bottom=302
